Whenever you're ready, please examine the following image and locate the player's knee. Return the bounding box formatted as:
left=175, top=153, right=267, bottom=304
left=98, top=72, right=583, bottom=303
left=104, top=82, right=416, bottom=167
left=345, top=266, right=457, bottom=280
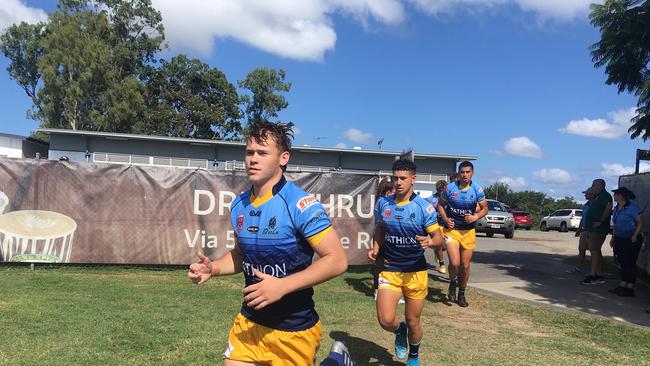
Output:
left=405, top=314, right=421, bottom=329
left=461, top=263, right=471, bottom=273
left=377, top=312, right=397, bottom=330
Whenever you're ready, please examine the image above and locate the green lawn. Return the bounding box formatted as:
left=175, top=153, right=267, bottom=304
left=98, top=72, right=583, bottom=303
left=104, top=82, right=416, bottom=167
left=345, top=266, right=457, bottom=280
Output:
left=1, top=266, right=649, bottom=366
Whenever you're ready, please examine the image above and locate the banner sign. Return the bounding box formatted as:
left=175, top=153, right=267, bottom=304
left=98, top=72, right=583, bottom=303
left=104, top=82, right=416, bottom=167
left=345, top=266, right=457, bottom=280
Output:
left=0, top=158, right=378, bottom=265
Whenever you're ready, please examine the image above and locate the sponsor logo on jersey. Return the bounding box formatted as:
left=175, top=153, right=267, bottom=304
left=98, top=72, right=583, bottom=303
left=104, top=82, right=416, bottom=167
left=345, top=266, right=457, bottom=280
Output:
left=249, top=210, right=261, bottom=217
left=247, top=226, right=259, bottom=233
left=237, top=214, right=244, bottom=231
left=297, top=196, right=318, bottom=212
left=263, top=217, right=279, bottom=235
left=427, top=205, right=435, bottom=213
left=384, top=208, right=391, bottom=218
left=453, top=192, right=459, bottom=199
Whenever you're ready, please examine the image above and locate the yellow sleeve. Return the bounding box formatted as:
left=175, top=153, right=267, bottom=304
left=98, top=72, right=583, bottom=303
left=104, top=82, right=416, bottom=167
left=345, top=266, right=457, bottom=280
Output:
left=306, top=226, right=333, bottom=247
left=425, top=223, right=441, bottom=235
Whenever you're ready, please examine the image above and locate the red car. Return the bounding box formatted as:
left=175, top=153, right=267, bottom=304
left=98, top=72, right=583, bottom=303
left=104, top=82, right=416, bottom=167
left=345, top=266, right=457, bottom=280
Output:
left=512, top=211, right=533, bottom=230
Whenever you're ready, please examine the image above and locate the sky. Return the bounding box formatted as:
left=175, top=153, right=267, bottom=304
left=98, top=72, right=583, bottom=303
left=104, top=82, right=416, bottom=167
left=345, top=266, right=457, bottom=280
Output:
left=1, top=0, right=649, bottom=200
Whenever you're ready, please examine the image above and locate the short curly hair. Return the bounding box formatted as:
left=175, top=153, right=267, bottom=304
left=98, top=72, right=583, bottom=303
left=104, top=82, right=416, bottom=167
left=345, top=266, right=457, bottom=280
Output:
left=392, top=159, right=416, bottom=173
left=246, top=119, right=294, bottom=152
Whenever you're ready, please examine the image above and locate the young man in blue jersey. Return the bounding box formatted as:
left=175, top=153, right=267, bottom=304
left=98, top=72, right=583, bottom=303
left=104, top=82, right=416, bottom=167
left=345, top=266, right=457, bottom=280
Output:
left=368, top=159, right=444, bottom=366
left=188, top=120, right=348, bottom=366
left=427, top=179, right=449, bottom=274
left=436, top=161, right=488, bottom=308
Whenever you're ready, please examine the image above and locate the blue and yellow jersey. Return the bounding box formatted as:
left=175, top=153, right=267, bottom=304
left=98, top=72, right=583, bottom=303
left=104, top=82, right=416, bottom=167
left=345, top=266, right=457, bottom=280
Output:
left=442, top=180, right=486, bottom=230
left=374, top=193, right=440, bottom=272
left=426, top=194, right=439, bottom=208
left=230, top=176, right=332, bottom=332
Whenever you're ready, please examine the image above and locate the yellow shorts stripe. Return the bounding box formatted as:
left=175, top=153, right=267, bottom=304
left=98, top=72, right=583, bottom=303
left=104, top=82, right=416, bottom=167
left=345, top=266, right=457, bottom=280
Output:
left=443, top=228, right=477, bottom=250
left=378, top=270, right=428, bottom=300
left=225, top=313, right=322, bottom=366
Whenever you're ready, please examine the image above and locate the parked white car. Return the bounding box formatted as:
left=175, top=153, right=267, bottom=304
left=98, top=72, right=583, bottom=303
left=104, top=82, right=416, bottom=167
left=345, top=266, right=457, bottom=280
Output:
left=539, top=209, right=582, bottom=232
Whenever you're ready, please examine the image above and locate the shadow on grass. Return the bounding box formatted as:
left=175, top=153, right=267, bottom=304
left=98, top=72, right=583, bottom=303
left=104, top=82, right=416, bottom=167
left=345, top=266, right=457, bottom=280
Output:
left=470, top=249, right=650, bottom=327
left=328, top=331, right=401, bottom=366
left=344, top=274, right=452, bottom=305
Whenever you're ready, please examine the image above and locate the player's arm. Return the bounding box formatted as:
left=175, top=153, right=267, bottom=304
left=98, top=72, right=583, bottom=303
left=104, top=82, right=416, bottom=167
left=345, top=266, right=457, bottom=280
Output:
left=632, top=213, right=644, bottom=242
left=369, top=222, right=384, bottom=262
left=465, top=200, right=488, bottom=224
left=436, top=196, right=454, bottom=228
left=187, top=240, right=243, bottom=285
left=243, top=228, right=347, bottom=310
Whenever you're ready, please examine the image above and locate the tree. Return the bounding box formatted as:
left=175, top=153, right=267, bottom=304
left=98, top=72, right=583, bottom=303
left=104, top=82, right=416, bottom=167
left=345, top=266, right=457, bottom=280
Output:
left=1, top=0, right=164, bottom=132
left=238, top=67, right=292, bottom=122
left=590, top=0, right=650, bottom=140
left=140, top=55, right=241, bottom=139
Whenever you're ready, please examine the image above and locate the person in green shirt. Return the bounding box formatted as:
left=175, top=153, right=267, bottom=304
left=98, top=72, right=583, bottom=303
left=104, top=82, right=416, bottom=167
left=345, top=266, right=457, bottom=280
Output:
left=580, top=179, right=613, bottom=286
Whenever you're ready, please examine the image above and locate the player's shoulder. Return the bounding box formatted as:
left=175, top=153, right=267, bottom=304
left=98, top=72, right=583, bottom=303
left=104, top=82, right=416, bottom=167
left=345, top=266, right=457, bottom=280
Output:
left=279, top=180, right=321, bottom=213
left=232, top=190, right=250, bottom=211
left=413, top=195, right=436, bottom=213
left=471, top=181, right=485, bottom=194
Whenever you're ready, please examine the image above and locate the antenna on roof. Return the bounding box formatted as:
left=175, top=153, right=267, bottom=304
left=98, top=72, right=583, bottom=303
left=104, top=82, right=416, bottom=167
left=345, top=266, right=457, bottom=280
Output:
left=313, top=136, right=327, bottom=144
left=378, top=138, right=384, bottom=150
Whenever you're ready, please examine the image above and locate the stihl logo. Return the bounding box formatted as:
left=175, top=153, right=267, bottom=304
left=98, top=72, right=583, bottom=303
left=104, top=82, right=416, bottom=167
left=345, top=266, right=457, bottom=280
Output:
left=297, top=196, right=318, bottom=212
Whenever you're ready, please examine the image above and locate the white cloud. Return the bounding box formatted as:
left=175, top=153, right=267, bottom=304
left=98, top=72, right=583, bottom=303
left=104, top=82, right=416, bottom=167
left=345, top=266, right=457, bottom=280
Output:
left=559, top=107, right=636, bottom=139
left=496, top=176, right=528, bottom=190
left=0, top=0, right=47, bottom=31
left=293, top=127, right=302, bottom=136
left=343, top=128, right=374, bottom=144
left=4, top=1, right=602, bottom=62
left=335, top=142, right=347, bottom=148
left=494, top=136, right=543, bottom=159
left=533, top=168, right=574, bottom=185
left=601, top=162, right=650, bottom=177
left=152, top=0, right=405, bottom=61
left=410, top=0, right=596, bottom=20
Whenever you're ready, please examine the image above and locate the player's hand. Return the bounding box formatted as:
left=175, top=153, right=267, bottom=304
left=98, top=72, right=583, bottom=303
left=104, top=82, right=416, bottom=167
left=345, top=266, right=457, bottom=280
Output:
left=446, top=218, right=455, bottom=229
left=243, top=269, right=286, bottom=310
left=574, top=229, right=581, bottom=237
left=464, top=214, right=478, bottom=224
left=416, top=235, right=432, bottom=249
left=187, top=251, right=212, bottom=285
left=368, top=247, right=379, bottom=263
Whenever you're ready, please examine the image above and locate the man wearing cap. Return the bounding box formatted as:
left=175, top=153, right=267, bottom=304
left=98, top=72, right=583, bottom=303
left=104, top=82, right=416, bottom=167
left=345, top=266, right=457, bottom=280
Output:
left=567, top=188, right=596, bottom=274
left=580, top=179, right=613, bottom=286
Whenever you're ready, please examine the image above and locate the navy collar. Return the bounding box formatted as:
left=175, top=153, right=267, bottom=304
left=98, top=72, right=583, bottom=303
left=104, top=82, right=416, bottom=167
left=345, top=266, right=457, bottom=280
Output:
left=251, top=175, right=287, bottom=197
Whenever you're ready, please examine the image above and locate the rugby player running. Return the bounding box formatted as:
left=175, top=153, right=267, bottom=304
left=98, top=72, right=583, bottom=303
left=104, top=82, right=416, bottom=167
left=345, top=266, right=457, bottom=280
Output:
left=368, top=159, right=444, bottom=366
left=436, top=161, right=487, bottom=308
left=188, top=120, right=348, bottom=366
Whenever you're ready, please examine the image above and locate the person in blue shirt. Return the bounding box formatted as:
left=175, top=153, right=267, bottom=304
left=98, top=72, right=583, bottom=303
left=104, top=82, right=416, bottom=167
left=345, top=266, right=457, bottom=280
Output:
left=436, top=161, right=488, bottom=308
left=608, top=187, right=645, bottom=297
left=188, top=120, right=348, bottom=366
left=368, top=159, right=444, bottom=366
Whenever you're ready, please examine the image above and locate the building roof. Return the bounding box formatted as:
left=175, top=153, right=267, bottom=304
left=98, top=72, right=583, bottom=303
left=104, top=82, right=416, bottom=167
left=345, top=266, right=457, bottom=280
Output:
left=0, top=132, right=26, bottom=139
left=38, top=128, right=476, bottom=161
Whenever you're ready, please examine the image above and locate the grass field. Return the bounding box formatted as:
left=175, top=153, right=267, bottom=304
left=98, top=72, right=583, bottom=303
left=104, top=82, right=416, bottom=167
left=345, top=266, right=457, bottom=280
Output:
left=1, top=266, right=649, bottom=366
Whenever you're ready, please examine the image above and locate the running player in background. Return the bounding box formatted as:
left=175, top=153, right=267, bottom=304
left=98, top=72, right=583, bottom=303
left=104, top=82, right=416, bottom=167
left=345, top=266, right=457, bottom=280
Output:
left=368, top=159, right=444, bottom=366
left=436, top=161, right=488, bottom=308
left=427, top=179, right=449, bottom=274
left=188, top=120, right=348, bottom=366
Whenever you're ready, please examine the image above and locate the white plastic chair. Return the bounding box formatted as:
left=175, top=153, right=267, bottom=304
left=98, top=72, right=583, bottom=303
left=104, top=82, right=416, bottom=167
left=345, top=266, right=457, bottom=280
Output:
left=0, top=191, right=8, bottom=215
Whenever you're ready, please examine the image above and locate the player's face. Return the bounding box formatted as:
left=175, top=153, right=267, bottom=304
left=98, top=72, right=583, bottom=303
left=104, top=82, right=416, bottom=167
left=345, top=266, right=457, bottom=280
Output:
left=392, top=170, right=415, bottom=196
left=458, top=166, right=473, bottom=185
left=245, top=136, right=290, bottom=185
